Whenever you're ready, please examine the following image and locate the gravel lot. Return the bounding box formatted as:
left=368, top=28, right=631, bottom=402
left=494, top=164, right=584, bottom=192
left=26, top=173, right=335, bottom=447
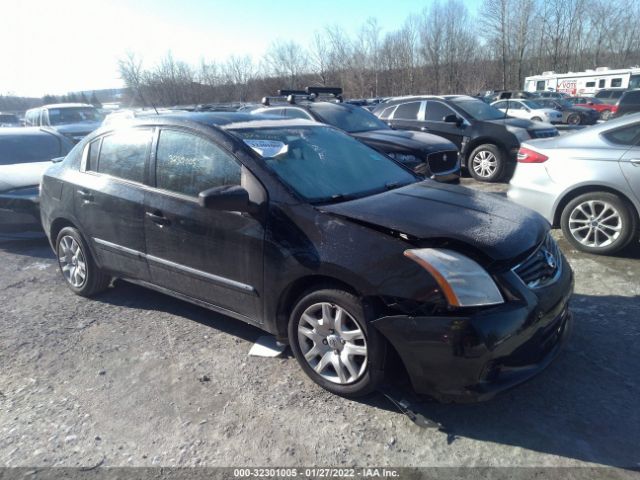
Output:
left=0, top=179, right=639, bottom=473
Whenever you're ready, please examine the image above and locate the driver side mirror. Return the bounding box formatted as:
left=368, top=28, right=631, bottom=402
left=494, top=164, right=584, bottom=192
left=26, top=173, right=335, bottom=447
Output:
left=199, top=185, right=251, bottom=212
left=443, top=114, right=462, bottom=126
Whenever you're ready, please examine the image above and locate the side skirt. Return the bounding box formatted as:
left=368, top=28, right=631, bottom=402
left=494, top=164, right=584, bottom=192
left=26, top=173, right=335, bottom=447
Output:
left=119, top=277, right=265, bottom=330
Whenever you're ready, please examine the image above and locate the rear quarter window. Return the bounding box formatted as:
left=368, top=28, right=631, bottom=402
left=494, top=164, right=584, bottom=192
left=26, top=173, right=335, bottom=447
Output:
left=0, top=132, right=63, bottom=165
left=95, top=128, right=151, bottom=183
left=602, top=123, right=640, bottom=146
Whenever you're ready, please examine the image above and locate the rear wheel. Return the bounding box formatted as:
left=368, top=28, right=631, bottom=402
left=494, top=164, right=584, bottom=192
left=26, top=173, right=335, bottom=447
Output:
left=567, top=113, right=581, bottom=125
left=600, top=109, right=612, bottom=120
left=468, top=144, right=506, bottom=183
left=288, top=289, right=386, bottom=397
left=560, top=192, right=636, bottom=255
left=56, top=227, right=111, bottom=296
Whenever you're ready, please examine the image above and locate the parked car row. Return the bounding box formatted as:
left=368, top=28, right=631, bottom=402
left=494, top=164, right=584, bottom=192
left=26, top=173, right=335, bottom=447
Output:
left=478, top=87, right=640, bottom=121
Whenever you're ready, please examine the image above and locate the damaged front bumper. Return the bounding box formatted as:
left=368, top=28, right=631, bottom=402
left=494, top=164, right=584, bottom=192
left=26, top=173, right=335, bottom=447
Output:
left=372, top=255, right=574, bottom=403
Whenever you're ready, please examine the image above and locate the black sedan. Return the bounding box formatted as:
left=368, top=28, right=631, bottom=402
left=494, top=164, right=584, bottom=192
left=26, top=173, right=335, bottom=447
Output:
left=40, top=113, right=573, bottom=402
left=535, top=98, right=599, bottom=125
left=253, top=101, right=460, bottom=183
left=0, top=128, right=73, bottom=233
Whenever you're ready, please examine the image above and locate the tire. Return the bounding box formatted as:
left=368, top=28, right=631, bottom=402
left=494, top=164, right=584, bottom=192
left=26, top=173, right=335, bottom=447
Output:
left=468, top=144, right=506, bottom=183
left=288, top=288, right=386, bottom=397
left=600, top=109, right=612, bottom=121
left=560, top=192, right=637, bottom=255
left=56, top=227, right=111, bottom=296
left=531, top=116, right=543, bottom=122
left=567, top=113, right=581, bottom=125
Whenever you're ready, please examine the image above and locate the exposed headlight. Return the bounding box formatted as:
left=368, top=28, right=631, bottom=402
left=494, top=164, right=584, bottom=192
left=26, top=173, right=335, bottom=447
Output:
left=388, top=152, right=418, bottom=163
left=505, top=125, right=530, bottom=142
left=404, top=248, right=504, bottom=307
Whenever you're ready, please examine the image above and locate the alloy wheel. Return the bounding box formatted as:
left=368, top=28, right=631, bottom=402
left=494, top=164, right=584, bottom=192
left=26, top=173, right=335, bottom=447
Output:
left=568, top=200, right=622, bottom=248
left=471, top=150, right=497, bottom=178
left=297, top=302, right=368, bottom=384
left=58, top=235, right=87, bottom=288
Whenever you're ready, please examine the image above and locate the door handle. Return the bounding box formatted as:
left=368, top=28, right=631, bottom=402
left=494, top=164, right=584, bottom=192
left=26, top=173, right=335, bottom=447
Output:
left=630, top=159, right=640, bottom=166
left=146, top=210, right=170, bottom=226
left=77, top=189, right=94, bottom=202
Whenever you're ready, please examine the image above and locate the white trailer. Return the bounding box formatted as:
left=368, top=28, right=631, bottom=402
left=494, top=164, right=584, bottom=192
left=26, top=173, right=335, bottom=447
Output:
left=524, top=67, right=640, bottom=96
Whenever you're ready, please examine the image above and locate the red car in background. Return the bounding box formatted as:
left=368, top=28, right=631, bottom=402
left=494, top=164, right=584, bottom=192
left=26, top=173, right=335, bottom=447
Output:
left=566, top=96, right=617, bottom=120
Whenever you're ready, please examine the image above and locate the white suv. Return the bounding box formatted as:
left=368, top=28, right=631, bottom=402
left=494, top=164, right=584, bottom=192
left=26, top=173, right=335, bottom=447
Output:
left=491, top=99, right=562, bottom=124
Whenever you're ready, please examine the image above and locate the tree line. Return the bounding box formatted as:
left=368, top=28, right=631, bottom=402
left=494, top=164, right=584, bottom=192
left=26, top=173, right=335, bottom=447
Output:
left=3, top=0, right=640, bottom=111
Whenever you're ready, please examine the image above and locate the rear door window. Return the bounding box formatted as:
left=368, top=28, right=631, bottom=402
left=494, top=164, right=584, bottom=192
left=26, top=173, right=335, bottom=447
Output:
left=95, top=128, right=151, bottom=183
left=393, top=102, right=421, bottom=120
left=426, top=101, right=456, bottom=121
left=155, top=129, right=241, bottom=197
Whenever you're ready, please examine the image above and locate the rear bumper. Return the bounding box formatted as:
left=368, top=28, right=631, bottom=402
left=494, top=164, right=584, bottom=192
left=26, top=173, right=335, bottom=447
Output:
left=373, top=255, right=574, bottom=403
left=507, top=164, right=561, bottom=223
left=0, top=192, right=42, bottom=233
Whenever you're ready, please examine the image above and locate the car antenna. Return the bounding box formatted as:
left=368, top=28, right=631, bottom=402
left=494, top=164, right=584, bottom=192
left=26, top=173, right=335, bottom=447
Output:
left=131, top=81, right=159, bottom=115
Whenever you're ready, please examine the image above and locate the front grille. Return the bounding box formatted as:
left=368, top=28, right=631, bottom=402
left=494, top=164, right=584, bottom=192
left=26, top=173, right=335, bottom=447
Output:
left=513, top=234, right=562, bottom=288
left=427, top=150, right=459, bottom=174
left=530, top=128, right=558, bottom=138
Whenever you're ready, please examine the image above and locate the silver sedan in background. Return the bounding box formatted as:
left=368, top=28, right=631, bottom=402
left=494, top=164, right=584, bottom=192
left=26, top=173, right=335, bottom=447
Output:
left=508, top=114, right=640, bottom=254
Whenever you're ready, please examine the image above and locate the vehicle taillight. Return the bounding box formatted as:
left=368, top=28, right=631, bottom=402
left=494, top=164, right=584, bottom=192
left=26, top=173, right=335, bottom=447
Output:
left=517, top=147, right=548, bottom=163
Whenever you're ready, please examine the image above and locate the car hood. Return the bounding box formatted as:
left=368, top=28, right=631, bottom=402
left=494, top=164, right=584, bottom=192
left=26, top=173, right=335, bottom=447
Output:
left=53, top=122, right=101, bottom=136
left=320, top=181, right=549, bottom=262
left=351, top=129, right=456, bottom=153
left=0, top=161, right=51, bottom=192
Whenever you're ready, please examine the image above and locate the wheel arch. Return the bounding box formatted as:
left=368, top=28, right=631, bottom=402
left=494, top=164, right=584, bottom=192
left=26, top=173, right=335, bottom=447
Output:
left=552, top=184, right=640, bottom=228
left=49, top=217, right=79, bottom=249
left=464, top=137, right=506, bottom=164
left=274, top=275, right=362, bottom=339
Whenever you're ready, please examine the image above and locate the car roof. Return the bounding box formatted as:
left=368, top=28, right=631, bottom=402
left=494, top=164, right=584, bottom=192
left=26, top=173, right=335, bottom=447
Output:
left=113, top=111, right=319, bottom=131
left=39, top=103, right=95, bottom=109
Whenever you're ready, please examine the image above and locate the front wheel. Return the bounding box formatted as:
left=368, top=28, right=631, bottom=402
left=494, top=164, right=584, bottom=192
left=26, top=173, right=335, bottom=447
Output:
left=468, top=144, right=506, bottom=182
left=560, top=192, right=637, bottom=255
left=531, top=116, right=543, bottom=122
left=288, top=289, right=386, bottom=397
left=56, top=227, right=111, bottom=296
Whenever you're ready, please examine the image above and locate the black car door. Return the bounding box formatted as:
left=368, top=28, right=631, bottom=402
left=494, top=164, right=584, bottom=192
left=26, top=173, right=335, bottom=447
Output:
left=143, top=127, right=265, bottom=323
left=422, top=100, right=467, bottom=149
left=74, top=127, right=152, bottom=280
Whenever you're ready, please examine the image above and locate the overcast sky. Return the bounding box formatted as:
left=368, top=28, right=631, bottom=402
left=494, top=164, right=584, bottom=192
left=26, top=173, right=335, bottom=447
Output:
left=1, top=0, right=481, bottom=98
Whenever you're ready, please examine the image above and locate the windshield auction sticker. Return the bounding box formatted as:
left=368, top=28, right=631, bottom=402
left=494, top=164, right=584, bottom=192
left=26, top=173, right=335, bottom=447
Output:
left=243, top=139, right=288, bottom=158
